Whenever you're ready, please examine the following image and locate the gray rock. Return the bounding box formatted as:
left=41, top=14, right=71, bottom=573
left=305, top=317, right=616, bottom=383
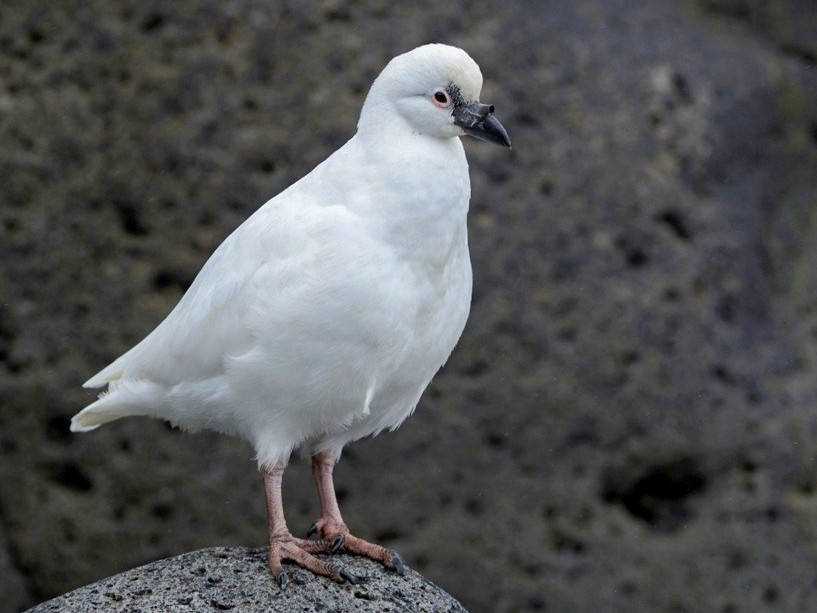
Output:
left=25, top=547, right=466, bottom=613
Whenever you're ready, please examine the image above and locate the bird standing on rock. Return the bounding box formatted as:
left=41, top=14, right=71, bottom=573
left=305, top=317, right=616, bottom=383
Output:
left=72, top=43, right=511, bottom=586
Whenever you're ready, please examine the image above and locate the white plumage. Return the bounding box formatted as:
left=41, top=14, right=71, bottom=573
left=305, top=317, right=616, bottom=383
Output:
left=72, top=44, right=509, bottom=583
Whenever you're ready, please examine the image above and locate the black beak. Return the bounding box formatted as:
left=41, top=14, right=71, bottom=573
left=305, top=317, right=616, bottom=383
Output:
left=453, top=101, right=512, bottom=148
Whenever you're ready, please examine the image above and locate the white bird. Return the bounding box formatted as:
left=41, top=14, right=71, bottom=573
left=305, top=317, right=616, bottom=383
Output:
left=72, top=43, right=511, bottom=586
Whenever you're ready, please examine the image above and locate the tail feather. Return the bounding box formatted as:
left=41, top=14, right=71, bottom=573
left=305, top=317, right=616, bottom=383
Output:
left=71, top=395, right=136, bottom=432
left=75, top=348, right=147, bottom=431
left=83, top=351, right=132, bottom=389
left=71, top=383, right=154, bottom=432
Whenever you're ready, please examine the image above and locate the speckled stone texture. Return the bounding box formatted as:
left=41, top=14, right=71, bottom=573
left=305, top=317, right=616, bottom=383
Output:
left=3, top=1, right=817, bottom=612
left=25, top=547, right=466, bottom=612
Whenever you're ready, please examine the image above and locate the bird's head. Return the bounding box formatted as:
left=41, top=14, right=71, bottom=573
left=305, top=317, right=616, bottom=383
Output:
left=359, top=44, right=511, bottom=149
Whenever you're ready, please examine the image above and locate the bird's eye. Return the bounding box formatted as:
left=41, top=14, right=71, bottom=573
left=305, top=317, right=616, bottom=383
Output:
left=432, top=90, right=451, bottom=108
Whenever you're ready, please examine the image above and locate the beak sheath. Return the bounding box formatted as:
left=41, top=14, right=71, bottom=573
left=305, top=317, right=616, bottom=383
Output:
left=453, top=101, right=512, bottom=148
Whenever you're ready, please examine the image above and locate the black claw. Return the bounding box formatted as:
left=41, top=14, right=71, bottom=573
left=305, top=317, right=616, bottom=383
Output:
left=392, top=552, right=405, bottom=575
left=276, top=570, right=289, bottom=590
left=331, top=534, right=345, bottom=554
left=306, top=523, right=318, bottom=538
left=339, top=568, right=357, bottom=584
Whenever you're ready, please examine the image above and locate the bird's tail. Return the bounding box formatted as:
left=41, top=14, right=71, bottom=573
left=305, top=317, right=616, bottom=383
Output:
left=73, top=345, right=159, bottom=432
left=71, top=383, right=153, bottom=432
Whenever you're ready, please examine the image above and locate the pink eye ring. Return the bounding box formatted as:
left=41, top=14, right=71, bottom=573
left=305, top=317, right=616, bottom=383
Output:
left=432, top=90, right=451, bottom=108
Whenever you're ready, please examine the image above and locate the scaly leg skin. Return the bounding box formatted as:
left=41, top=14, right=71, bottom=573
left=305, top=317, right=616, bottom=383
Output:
left=262, top=464, right=355, bottom=588
left=306, top=451, right=405, bottom=574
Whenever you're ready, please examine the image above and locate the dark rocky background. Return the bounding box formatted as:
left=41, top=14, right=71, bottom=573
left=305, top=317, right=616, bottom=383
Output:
left=2, top=0, right=817, bottom=611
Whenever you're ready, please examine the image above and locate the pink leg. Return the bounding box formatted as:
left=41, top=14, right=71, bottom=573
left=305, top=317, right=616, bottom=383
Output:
left=262, top=464, right=354, bottom=587
left=306, top=451, right=404, bottom=573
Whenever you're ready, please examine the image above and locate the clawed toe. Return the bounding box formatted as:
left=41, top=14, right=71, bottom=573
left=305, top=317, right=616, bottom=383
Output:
left=303, top=517, right=346, bottom=553
left=273, top=561, right=354, bottom=589
left=339, top=568, right=357, bottom=584
left=391, top=552, right=405, bottom=575
left=269, top=533, right=356, bottom=587
left=331, top=533, right=346, bottom=553
left=304, top=518, right=404, bottom=575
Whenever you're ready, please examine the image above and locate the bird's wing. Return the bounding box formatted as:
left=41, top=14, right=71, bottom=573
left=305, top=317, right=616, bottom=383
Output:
left=84, top=190, right=359, bottom=389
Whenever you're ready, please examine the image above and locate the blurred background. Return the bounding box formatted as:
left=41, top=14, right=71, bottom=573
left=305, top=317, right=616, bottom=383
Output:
left=2, top=0, right=817, bottom=611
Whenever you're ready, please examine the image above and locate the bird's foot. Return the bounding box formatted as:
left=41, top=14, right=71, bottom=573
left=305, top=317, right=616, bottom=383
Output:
left=306, top=517, right=404, bottom=574
left=268, top=530, right=356, bottom=588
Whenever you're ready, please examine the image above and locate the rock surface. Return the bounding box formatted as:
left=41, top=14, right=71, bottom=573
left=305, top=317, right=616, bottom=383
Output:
left=2, top=1, right=817, bottom=612
left=26, top=547, right=465, bottom=612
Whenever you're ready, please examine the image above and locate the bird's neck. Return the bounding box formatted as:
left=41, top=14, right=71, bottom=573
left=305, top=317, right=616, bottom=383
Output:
left=341, top=130, right=471, bottom=269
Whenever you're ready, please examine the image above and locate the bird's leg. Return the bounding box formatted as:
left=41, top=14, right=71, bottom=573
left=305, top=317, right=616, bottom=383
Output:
left=306, top=451, right=404, bottom=573
left=262, top=463, right=354, bottom=587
